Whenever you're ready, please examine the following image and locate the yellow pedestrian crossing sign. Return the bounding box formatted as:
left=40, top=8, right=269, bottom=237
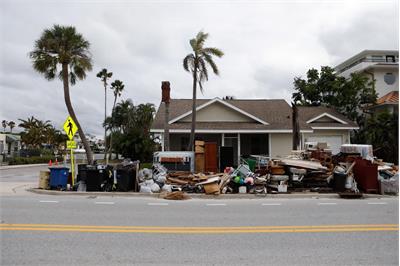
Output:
left=63, top=116, right=78, bottom=140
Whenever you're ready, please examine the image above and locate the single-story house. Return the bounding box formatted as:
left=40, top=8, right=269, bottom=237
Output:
left=0, top=133, right=21, bottom=162
left=150, top=97, right=358, bottom=168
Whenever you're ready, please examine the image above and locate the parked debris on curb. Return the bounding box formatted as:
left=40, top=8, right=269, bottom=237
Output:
left=41, top=143, right=397, bottom=196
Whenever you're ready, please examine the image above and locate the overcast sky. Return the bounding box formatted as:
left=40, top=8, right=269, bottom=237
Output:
left=0, top=0, right=398, bottom=137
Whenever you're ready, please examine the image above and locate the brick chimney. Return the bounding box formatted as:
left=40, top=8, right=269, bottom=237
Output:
left=161, top=81, right=170, bottom=103
left=162, top=81, right=170, bottom=151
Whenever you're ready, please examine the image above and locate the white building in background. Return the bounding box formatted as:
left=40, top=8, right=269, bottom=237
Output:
left=0, top=133, right=21, bottom=162
left=335, top=50, right=399, bottom=114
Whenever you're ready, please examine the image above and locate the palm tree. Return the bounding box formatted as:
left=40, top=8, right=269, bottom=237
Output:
left=29, top=25, right=94, bottom=164
left=183, top=31, right=224, bottom=151
left=8, top=121, right=15, bottom=133
left=2, top=120, right=7, bottom=133
left=96, top=68, right=113, bottom=161
left=107, top=80, right=124, bottom=159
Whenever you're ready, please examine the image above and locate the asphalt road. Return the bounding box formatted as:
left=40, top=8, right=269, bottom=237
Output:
left=0, top=166, right=399, bottom=266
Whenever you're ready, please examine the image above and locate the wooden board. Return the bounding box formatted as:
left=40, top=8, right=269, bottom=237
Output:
left=205, top=142, right=218, bottom=173
left=195, top=153, right=205, bottom=173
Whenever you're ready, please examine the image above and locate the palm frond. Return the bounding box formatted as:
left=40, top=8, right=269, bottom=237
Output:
left=203, top=53, right=219, bottom=75
left=183, top=54, right=194, bottom=72
left=198, top=58, right=208, bottom=82
left=202, top=47, right=224, bottom=57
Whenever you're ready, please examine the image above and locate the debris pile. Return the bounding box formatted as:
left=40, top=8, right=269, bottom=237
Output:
left=44, top=143, right=397, bottom=197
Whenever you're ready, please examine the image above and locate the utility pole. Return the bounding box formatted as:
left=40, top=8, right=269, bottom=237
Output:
left=161, top=81, right=170, bottom=151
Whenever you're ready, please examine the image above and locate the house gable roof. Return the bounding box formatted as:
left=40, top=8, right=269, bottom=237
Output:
left=168, top=97, right=269, bottom=125
left=151, top=99, right=358, bottom=132
left=297, top=106, right=358, bottom=130
left=306, top=112, right=348, bottom=124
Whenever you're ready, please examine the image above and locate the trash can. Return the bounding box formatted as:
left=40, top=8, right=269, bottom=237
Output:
left=116, top=167, right=135, bottom=192
left=333, top=172, right=347, bottom=192
left=85, top=165, right=113, bottom=191
left=49, top=167, right=69, bottom=190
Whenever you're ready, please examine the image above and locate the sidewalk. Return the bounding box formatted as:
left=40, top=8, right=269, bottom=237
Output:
left=0, top=163, right=48, bottom=170
left=27, top=188, right=395, bottom=199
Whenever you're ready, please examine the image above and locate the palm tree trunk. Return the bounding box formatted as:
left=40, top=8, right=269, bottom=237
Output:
left=62, top=63, right=94, bottom=165
left=188, top=69, right=198, bottom=151
left=104, top=83, right=107, bottom=162
left=107, top=95, right=118, bottom=160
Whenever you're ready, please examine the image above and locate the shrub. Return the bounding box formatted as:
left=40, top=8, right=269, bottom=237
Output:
left=7, top=155, right=57, bottom=165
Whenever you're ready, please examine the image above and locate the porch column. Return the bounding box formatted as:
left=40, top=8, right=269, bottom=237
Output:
left=221, top=133, right=225, bottom=146
left=237, top=133, right=241, bottom=164
left=268, top=134, right=271, bottom=157
left=161, top=133, right=165, bottom=151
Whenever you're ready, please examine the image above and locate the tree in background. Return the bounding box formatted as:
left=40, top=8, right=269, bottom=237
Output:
left=104, top=100, right=156, bottom=162
left=107, top=79, right=124, bottom=159
left=292, top=66, right=377, bottom=123
left=183, top=31, right=224, bottom=151
left=353, top=111, right=398, bottom=164
left=2, top=120, right=7, bottom=133
left=96, top=68, right=113, bottom=160
left=8, top=121, right=15, bottom=133
left=30, top=25, right=94, bottom=164
left=18, top=116, right=67, bottom=149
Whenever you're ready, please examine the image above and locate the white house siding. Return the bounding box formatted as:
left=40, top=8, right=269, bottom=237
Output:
left=302, top=130, right=350, bottom=154
left=181, top=102, right=253, bottom=122
left=372, top=68, right=399, bottom=97
left=270, top=133, right=292, bottom=158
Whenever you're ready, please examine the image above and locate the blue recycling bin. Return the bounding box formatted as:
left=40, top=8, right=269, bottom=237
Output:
left=49, top=167, right=69, bottom=189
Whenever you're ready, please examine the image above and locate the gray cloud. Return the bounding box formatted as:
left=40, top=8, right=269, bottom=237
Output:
left=0, top=0, right=398, bottom=137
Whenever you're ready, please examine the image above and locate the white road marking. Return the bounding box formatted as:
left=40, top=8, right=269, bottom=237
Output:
left=206, top=203, right=226, bottom=206
left=318, top=203, right=337, bottom=205
left=95, top=202, right=115, bottom=205
left=367, top=202, right=387, bottom=205
left=262, top=203, right=282, bottom=206
left=39, top=200, right=59, bottom=203
left=147, top=203, right=169, bottom=206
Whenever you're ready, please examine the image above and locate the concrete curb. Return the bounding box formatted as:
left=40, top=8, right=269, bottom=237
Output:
left=0, top=163, right=48, bottom=170
left=27, top=188, right=396, bottom=200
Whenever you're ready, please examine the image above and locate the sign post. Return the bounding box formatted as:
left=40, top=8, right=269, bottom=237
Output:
left=63, top=116, right=78, bottom=187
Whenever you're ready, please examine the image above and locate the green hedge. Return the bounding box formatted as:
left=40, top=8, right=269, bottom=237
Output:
left=7, top=156, right=57, bottom=165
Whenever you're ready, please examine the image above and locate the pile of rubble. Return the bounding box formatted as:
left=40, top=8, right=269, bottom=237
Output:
left=137, top=143, right=398, bottom=197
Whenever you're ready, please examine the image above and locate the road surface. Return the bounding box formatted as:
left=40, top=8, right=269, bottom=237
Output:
left=0, top=166, right=398, bottom=265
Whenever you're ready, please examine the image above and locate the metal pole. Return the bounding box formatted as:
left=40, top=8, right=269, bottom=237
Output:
left=71, top=148, right=74, bottom=187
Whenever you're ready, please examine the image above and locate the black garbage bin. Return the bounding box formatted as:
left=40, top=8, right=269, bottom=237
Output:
left=83, top=165, right=112, bottom=191
left=116, top=167, right=136, bottom=192
left=333, top=172, right=347, bottom=192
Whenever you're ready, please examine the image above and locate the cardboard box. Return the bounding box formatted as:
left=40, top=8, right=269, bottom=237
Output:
left=38, top=171, right=50, bottom=189
left=239, top=186, right=247, bottom=194
left=195, top=145, right=205, bottom=153
left=195, top=140, right=205, bottom=146
left=195, top=153, right=205, bottom=173
left=203, top=182, right=220, bottom=194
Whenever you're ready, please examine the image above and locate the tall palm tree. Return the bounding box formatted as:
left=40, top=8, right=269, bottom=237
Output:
left=29, top=25, right=94, bottom=164
left=183, top=31, right=224, bottom=151
left=96, top=68, right=113, bottom=160
left=2, top=120, right=7, bottom=133
left=107, top=79, right=124, bottom=159
left=8, top=121, right=15, bottom=133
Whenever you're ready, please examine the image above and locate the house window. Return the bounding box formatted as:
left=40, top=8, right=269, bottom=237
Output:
left=384, top=73, right=396, bottom=85
left=180, top=136, right=189, bottom=151
left=371, top=55, right=383, bottom=62
left=386, top=55, right=396, bottom=63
